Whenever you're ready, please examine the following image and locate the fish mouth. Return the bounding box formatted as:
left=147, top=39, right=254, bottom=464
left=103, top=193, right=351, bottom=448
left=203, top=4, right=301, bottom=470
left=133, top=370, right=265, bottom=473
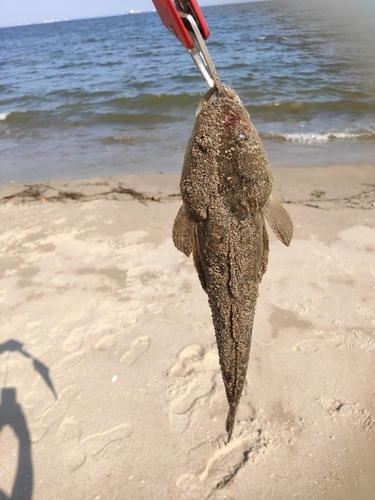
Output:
left=196, top=85, right=244, bottom=116
left=204, top=86, right=219, bottom=103
left=196, top=87, right=219, bottom=116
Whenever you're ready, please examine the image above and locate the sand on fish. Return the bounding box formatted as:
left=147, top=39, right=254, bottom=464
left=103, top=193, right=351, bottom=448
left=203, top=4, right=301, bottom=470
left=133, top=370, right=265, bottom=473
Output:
left=0, top=164, right=374, bottom=500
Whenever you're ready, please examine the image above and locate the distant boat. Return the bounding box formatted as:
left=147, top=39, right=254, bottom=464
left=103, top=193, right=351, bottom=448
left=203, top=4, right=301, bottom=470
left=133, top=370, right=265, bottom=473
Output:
left=129, top=10, right=143, bottom=14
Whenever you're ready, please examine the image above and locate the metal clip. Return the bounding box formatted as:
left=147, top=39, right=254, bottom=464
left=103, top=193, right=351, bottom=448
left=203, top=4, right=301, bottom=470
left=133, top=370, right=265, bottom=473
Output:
left=181, top=13, right=221, bottom=90
left=152, top=0, right=221, bottom=90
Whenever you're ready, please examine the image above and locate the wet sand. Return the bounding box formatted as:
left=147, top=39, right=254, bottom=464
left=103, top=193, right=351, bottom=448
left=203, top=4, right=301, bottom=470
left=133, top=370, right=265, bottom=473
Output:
left=0, top=163, right=374, bottom=500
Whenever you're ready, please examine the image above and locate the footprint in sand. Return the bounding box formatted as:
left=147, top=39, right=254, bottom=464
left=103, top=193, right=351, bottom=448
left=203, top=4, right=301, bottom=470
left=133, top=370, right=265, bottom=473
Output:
left=29, top=386, right=80, bottom=442
left=293, top=338, right=341, bottom=352
left=94, top=333, right=118, bottom=351
left=176, top=436, right=254, bottom=498
left=93, top=327, right=130, bottom=351
left=146, top=302, right=163, bottom=314
left=57, top=419, right=132, bottom=471
left=166, top=344, right=221, bottom=435
left=176, top=416, right=298, bottom=499
left=63, top=328, right=85, bottom=352
left=51, top=350, right=86, bottom=378
left=293, top=329, right=368, bottom=352
left=120, top=336, right=150, bottom=364
left=56, top=418, right=86, bottom=471
left=166, top=344, right=258, bottom=436
left=361, top=339, right=375, bottom=352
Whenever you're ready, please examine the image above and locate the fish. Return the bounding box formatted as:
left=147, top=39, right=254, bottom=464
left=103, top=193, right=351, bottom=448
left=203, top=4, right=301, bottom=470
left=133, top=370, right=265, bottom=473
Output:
left=172, top=85, right=293, bottom=442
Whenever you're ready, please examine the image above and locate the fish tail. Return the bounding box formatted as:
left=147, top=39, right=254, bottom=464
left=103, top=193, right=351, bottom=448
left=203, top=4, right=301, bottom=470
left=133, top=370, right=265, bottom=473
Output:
left=225, top=404, right=238, bottom=443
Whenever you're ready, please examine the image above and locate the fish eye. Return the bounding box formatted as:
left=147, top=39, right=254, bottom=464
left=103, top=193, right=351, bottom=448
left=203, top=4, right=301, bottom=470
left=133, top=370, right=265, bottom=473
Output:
left=235, top=133, right=247, bottom=143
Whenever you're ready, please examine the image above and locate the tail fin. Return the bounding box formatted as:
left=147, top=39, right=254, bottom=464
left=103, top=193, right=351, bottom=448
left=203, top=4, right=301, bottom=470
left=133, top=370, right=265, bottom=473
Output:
left=225, top=404, right=238, bottom=443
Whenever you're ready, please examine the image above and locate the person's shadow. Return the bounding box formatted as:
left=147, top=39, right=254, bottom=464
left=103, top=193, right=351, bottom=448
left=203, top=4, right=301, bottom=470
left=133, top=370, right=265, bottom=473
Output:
left=0, top=340, right=57, bottom=500
left=0, top=388, right=33, bottom=500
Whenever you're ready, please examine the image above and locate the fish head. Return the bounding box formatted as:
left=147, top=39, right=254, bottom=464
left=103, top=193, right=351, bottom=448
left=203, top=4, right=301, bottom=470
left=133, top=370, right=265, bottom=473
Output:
left=193, top=85, right=273, bottom=215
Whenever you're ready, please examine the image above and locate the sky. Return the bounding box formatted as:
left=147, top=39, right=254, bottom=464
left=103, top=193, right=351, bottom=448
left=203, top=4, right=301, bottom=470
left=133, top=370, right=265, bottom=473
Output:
left=0, top=0, right=259, bottom=28
left=2, top=0, right=373, bottom=28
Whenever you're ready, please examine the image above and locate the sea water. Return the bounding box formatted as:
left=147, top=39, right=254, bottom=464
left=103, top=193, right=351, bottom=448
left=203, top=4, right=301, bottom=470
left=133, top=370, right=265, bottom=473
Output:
left=1, top=1, right=374, bottom=183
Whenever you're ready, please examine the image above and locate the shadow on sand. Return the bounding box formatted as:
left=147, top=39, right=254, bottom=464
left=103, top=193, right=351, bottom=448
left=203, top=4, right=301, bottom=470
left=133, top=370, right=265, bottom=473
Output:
left=0, top=340, right=57, bottom=499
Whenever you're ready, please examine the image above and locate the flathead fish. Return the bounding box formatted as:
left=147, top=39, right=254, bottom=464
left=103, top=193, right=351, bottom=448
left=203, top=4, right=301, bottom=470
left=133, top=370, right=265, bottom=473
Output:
left=172, top=85, right=293, bottom=441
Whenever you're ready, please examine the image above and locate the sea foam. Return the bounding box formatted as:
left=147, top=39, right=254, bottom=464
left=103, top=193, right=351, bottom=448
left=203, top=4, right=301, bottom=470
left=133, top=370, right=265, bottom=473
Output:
left=273, top=132, right=374, bottom=143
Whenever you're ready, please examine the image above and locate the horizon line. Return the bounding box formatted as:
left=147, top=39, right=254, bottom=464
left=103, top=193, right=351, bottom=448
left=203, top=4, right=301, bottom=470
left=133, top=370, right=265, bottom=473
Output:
left=0, top=1, right=267, bottom=29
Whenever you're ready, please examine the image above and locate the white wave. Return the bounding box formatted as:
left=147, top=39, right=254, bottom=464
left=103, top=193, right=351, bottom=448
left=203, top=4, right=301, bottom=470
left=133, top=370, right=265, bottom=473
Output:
left=281, top=132, right=370, bottom=143
left=0, top=112, right=10, bottom=121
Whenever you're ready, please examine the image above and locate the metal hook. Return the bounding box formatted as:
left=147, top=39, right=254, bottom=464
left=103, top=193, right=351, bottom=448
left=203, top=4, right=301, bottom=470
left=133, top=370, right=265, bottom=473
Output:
left=152, top=0, right=221, bottom=91
left=181, top=13, right=222, bottom=91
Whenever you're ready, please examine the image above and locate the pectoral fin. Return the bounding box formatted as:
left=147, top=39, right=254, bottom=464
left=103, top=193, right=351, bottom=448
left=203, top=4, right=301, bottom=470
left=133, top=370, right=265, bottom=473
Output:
left=172, top=204, right=195, bottom=257
left=263, top=194, right=293, bottom=246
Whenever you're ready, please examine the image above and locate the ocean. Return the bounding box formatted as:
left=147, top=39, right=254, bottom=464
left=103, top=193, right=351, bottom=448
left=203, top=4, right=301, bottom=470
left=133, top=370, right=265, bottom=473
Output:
left=1, top=1, right=375, bottom=183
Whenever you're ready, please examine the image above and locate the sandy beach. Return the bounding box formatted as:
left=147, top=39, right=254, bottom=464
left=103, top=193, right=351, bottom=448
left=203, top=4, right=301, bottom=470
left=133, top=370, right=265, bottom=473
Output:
left=0, top=163, right=375, bottom=500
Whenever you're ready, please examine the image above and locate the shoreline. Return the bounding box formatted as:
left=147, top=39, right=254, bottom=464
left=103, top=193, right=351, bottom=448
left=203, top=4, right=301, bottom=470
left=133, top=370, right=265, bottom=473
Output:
left=1, top=163, right=374, bottom=210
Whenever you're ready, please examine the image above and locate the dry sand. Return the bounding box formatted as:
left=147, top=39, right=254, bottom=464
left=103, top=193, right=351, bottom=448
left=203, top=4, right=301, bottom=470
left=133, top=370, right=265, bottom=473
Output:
left=0, top=164, right=374, bottom=500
